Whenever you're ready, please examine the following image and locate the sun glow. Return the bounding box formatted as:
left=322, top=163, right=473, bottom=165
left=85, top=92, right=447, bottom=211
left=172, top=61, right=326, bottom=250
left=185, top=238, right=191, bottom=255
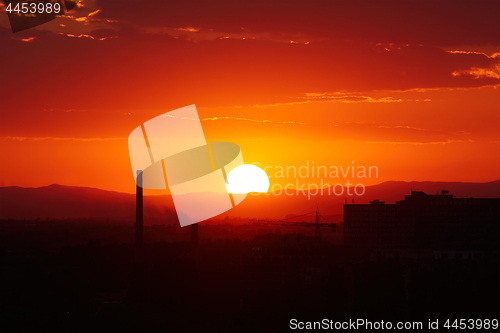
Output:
left=226, top=164, right=270, bottom=193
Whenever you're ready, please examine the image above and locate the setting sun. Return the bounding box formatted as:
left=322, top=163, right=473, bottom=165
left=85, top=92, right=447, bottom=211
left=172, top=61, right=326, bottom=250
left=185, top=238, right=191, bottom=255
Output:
left=226, top=164, right=270, bottom=193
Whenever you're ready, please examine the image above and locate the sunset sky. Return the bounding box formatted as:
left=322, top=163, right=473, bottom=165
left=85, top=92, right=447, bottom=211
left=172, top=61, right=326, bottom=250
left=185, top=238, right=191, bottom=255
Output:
left=1, top=0, right=499, bottom=193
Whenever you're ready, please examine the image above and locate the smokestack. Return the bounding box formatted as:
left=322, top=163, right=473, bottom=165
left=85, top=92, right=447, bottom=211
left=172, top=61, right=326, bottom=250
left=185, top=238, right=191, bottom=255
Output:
left=135, top=170, right=144, bottom=264
left=128, top=170, right=146, bottom=302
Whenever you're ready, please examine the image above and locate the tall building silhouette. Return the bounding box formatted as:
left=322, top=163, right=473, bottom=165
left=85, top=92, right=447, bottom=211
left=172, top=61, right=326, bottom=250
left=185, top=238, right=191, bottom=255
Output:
left=344, top=191, right=500, bottom=250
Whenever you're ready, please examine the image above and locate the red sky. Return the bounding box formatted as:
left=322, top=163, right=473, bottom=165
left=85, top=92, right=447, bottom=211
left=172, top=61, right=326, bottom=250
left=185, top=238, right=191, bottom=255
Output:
left=0, top=0, right=499, bottom=193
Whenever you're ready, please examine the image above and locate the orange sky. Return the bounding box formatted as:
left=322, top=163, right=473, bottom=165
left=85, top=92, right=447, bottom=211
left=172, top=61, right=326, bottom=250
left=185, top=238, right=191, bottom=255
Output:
left=0, top=0, right=499, bottom=193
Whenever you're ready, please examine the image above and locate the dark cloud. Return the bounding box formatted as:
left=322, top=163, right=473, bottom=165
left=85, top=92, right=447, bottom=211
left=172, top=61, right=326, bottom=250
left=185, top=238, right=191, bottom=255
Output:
left=94, top=0, right=500, bottom=46
left=0, top=23, right=499, bottom=111
left=1, top=1, right=499, bottom=112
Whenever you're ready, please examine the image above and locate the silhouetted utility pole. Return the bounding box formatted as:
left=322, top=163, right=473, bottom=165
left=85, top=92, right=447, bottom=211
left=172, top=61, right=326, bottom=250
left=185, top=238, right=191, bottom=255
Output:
left=135, top=170, right=143, bottom=264
left=315, top=209, right=321, bottom=239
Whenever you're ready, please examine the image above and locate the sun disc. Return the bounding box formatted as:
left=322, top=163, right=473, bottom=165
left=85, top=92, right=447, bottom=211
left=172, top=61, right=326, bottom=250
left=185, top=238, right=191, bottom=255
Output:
left=226, top=164, right=270, bottom=193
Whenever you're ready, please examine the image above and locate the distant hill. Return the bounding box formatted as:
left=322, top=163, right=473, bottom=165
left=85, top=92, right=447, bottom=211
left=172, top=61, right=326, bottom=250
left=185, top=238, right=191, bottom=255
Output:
left=0, top=180, right=498, bottom=222
left=0, top=184, right=176, bottom=223
left=227, top=179, right=500, bottom=219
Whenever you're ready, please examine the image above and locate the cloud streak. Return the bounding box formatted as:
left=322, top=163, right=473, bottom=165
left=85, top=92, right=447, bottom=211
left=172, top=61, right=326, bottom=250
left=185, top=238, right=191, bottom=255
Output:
left=366, top=139, right=473, bottom=145
left=0, top=136, right=124, bottom=142
left=93, top=0, right=500, bottom=47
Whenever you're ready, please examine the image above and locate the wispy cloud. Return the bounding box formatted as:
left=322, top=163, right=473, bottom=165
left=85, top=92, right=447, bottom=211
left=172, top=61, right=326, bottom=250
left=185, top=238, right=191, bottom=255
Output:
left=69, top=9, right=102, bottom=23
left=452, top=65, right=500, bottom=79
left=366, top=139, right=473, bottom=145
left=446, top=50, right=500, bottom=58
left=214, top=93, right=405, bottom=110
left=141, top=25, right=315, bottom=44
left=56, top=32, right=117, bottom=40
left=293, top=92, right=403, bottom=103
left=161, top=113, right=472, bottom=139
left=0, top=136, right=124, bottom=142
left=43, top=108, right=89, bottom=113
left=10, top=37, right=36, bottom=42
left=201, top=116, right=307, bottom=125
left=161, top=114, right=308, bottom=125
left=376, top=125, right=432, bottom=132
left=174, top=27, right=200, bottom=32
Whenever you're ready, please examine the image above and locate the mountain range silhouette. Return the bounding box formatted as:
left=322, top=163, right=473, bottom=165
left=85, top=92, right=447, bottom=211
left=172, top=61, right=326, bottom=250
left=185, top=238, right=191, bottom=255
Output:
left=1, top=180, right=499, bottom=222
